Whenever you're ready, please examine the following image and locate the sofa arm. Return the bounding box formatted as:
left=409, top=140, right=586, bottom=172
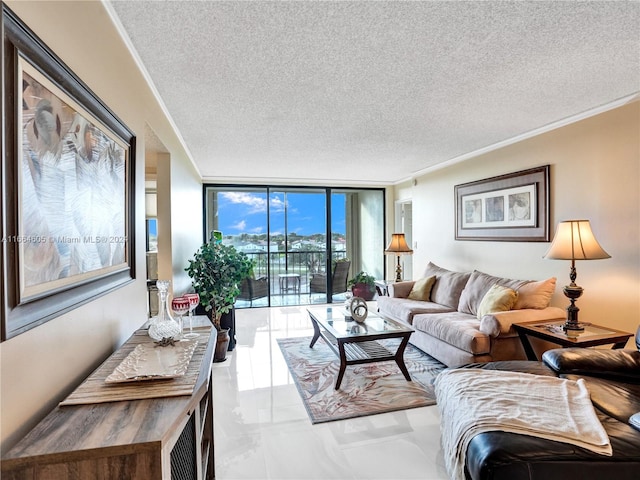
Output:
left=388, top=281, right=415, bottom=298
left=479, top=307, right=566, bottom=337
left=543, top=348, right=640, bottom=383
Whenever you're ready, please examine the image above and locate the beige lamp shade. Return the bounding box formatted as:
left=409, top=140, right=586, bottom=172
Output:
left=544, top=219, right=610, bottom=332
left=385, top=233, right=413, bottom=255
left=544, top=220, right=610, bottom=261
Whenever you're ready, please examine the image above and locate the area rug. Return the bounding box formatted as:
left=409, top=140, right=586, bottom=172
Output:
left=277, top=336, right=446, bottom=424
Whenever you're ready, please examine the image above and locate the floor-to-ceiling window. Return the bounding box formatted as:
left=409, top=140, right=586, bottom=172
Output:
left=204, top=185, right=384, bottom=307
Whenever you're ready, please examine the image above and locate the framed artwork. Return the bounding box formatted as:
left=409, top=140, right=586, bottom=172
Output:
left=2, top=5, right=136, bottom=340
left=455, top=165, right=550, bottom=242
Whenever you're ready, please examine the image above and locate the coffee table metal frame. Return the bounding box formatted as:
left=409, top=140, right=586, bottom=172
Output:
left=307, top=306, right=414, bottom=390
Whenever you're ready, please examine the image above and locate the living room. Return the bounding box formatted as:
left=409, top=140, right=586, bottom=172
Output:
left=1, top=1, right=638, bottom=479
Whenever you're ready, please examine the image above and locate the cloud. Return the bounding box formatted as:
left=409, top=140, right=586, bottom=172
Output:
left=219, top=191, right=287, bottom=214
left=220, top=192, right=267, bottom=214
left=230, top=220, right=247, bottom=231
left=268, top=195, right=286, bottom=213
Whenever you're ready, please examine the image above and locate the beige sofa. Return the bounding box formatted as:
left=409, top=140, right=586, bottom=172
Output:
left=377, top=262, right=566, bottom=367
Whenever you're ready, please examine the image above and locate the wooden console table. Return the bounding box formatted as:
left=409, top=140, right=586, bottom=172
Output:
left=1, top=317, right=216, bottom=480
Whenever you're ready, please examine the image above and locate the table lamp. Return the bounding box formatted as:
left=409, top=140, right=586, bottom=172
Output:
left=385, top=233, right=413, bottom=282
left=544, top=220, right=610, bottom=332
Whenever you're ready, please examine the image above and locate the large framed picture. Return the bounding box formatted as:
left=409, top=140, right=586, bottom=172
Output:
left=455, top=165, right=550, bottom=242
left=2, top=6, right=136, bottom=340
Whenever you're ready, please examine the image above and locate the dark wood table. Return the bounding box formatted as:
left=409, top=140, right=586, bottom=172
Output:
left=513, top=320, right=633, bottom=361
left=307, top=306, right=414, bottom=389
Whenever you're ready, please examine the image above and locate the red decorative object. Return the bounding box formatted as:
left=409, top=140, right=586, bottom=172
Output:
left=351, top=283, right=375, bottom=301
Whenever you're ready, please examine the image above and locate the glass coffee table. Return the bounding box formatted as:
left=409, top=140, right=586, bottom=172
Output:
left=307, top=306, right=414, bottom=390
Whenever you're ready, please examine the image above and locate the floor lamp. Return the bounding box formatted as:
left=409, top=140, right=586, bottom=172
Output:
left=385, top=233, right=413, bottom=282
left=544, top=220, right=610, bottom=332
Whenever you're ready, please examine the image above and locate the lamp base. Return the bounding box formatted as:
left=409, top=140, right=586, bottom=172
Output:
left=563, top=322, right=586, bottom=333
left=394, top=265, right=402, bottom=283
left=562, top=284, right=585, bottom=333
left=394, top=256, right=403, bottom=283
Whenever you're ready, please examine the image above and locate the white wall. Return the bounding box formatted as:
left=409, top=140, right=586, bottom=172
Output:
left=0, top=1, right=202, bottom=450
left=148, top=149, right=202, bottom=299
left=168, top=154, right=204, bottom=296
left=397, top=101, right=639, bottom=335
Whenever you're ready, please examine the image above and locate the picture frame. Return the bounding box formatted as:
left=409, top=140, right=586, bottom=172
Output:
left=455, top=165, right=550, bottom=242
left=2, top=5, right=136, bottom=340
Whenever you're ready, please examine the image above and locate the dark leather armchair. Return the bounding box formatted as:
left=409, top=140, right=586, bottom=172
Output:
left=309, top=260, right=351, bottom=295
left=464, top=327, right=640, bottom=480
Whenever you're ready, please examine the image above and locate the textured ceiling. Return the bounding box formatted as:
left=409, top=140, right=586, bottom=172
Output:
left=108, top=1, right=639, bottom=185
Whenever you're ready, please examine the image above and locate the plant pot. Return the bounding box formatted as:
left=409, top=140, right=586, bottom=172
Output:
left=206, top=308, right=236, bottom=351
left=220, top=309, right=236, bottom=351
left=352, top=283, right=375, bottom=301
left=214, top=328, right=230, bottom=363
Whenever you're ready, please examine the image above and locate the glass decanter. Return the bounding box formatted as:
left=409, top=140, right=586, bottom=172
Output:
left=148, top=280, right=182, bottom=341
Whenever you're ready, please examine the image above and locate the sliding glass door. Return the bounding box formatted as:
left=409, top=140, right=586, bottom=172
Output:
left=204, top=185, right=384, bottom=308
left=269, top=189, right=327, bottom=305
left=205, top=187, right=270, bottom=307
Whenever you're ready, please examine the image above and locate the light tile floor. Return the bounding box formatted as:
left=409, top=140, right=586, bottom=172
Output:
left=213, top=305, right=449, bottom=480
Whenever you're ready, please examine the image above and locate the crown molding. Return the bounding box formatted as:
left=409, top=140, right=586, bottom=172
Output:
left=200, top=174, right=390, bottom=188
left=103, top=1, right=201, bottom=175
left=396, top=92, right=640, bottom=185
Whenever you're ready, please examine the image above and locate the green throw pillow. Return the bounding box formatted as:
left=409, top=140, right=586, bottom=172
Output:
left=477, top=284, right=519, bottom=319
left=407, top=275, right=436, bottom=301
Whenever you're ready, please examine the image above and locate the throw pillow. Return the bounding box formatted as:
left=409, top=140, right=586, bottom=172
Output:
left=513, top=277, right=557, bottom=309
left=407, top=275, right=436, bottom=301
left=423, top=262, right=472, bottom=308
left=477, top=284, right=519, bottom=319
left=457, top=270, right=526, bottom=316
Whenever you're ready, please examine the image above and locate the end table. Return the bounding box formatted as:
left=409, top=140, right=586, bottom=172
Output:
left=513, top=320, right=633, bottom=361
left=374, top=280, right=392, bottom=297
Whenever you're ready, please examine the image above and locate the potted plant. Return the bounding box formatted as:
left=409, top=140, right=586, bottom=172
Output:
left=186, top=240, right=254, bottom=361
left=348, top=271, right=376, bottom=301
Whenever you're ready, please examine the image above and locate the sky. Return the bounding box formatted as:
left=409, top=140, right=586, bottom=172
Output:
left=216, top=191, right=346, bottom=237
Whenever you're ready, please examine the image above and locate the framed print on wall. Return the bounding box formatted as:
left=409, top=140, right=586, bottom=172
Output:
left=454, top=165, right=550, bottom=242
left=1, top=5, right=136, bottom=340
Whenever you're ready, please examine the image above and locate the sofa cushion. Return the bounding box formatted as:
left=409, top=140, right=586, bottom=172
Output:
left=377, top=296, right=455, bottom=325
left=476, top=285, right=519, bottom=319
left=513, top=277, right=557, bottom=309
left=423, top=262, right=471, bottom=309
left=457, top=270, right=526, bottom=315
left=412, top=312, right=491, bottom=354
left=388, top=280, right=415, bottom=298
left=407, top=275, right=436, bottom=301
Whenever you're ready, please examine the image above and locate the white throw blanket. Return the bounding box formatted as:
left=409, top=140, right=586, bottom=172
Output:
left=434, top=369, right=612, bottom=480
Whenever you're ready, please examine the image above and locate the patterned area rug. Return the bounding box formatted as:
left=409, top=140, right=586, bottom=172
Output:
left=277, top=336, right=446, bottom=424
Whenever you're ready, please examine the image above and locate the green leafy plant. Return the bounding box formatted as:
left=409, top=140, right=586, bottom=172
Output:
left=348, top=271, right=376, bottom=288
left=186, top=242, right=254, bottom=329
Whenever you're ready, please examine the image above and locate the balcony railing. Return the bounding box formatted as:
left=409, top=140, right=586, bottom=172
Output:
left=242, top=249, right=347, bottom=295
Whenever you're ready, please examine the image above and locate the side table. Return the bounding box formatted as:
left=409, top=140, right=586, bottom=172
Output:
left=278, top=273, right=301, bottom=295
left=513, top=320, right=633, bottom=361
left=374, top=280, right=392, bottom=297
